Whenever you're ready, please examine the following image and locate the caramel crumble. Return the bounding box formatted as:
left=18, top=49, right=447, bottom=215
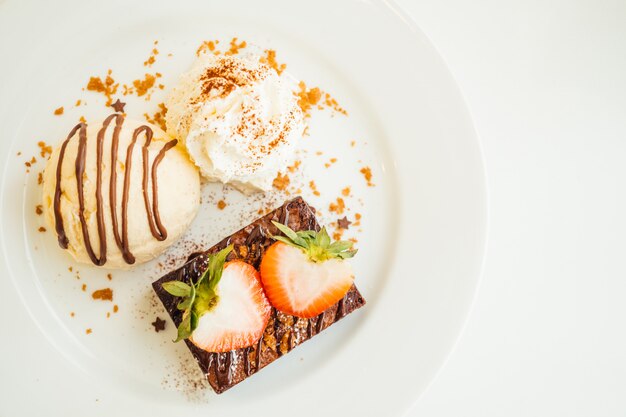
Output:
left=144, top=103, right=168, bottom=132
left=360, top=166, right=374, bottom=186
left=133, top=73, right=161, bottom=97
left=35, top=205, right=43, bottom=215
left=296, top=81, right=322, bottom=117
left=287, top=160, right=301, bottom=173
left=225, top=37, right=247, bottom=56
left=37, top=141, right=52, bottom=158
left=38, top=227, right=46, bottom=233
left=85, top=328, right=92, bottom=335
left=309, top=180, right=321, bottom=196
left=87, top=70, right=119, bottom=106
left=92, top=288, right=113, bottom=301
left=341, top=187, right=351, bottom=197
left=273, top=172, right=291, bottom=191
left=329, top=197, right=346, bottom=215
left=217, top=200, right=227, bottom=210
left=197, top=39, right=220, bottom=56
left=144, top=42, right=159, bottom=67
left=260, top=49, right=286, bottom=75
left=53, top=107, right=64, bottom=116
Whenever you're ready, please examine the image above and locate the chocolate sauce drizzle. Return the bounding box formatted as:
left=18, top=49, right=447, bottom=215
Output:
left=53, top=115, right=177, bottom=265
left=242, top=335, right=265, bottom=377
left=210, top=352, right=233, bottom=387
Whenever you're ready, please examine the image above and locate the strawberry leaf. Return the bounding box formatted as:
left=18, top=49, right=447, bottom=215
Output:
left=174, top=312, right=193, bottom=342
left=207, top=245, right=233, bottom=291
left=270, top=221, right=358, bottom=263
left=272, top=221, right=308, bottom=248
left=328, top=240, right=354, bottom=253
left=337, top=249, right=358, bottom=259
left=162, top=281, right=192, bottom=297
left=163, top=245, right=233, bottom=343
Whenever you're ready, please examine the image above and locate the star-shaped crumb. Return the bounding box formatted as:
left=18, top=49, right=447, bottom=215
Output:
left=337, top=216, right=352, bottom=229
left=111, top=99, right=126, bottom=113
left=151, top=317, right=166, bottom=332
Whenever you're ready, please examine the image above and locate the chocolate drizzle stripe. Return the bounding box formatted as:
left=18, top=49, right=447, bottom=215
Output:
left=54, top=123, right=84, bottom=249
left=255, top=336, right=263, bottom=373
left=315, top=311, right=325, bottom=334
left=335, top=295, right=346, bottom=320
left=213, top=352, right=233, bottom=387
left=75, top=122, right=106, bottom=265
left=273, top=309, right=282, bottom=357
left=107, top=114, right=132, bottom=262
left=243, top=347, right=251, bottom=376
left=150, top=139, right=178, bottom=240
left=52, top=116, right=177, bottom=266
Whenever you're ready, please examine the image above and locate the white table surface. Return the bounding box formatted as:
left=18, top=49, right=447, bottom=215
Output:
left=396, top=0, right=626, bottom=415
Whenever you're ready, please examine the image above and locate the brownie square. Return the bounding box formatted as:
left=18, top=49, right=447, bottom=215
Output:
left=152, top=197, right=366, bottom=393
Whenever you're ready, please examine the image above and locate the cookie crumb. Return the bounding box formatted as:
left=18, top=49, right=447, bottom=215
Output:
left=92, top=288, right=113, bottom=301
left=217, top=200, right=227, bottom=210
left=260, top=49, right=286, bottom=75
left=53, top=107, right=64, bottom=115
left=273, top=172, right=290, bottom=191
left=329, top=197, right=346, bottom=215
left=309, top=181, right=321, bottom=196
left=360, top=167, right=374, bottom=186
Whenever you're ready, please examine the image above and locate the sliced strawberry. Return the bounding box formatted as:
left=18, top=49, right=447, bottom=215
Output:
left=189, top=260, right=271, bottom=352
left=260, top=226, right=356, bottom=318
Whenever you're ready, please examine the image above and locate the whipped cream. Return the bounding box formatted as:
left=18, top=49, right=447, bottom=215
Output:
left=166, top=54, right=305, bottom=193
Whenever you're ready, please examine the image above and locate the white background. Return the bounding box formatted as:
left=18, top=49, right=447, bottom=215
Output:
left=396, top=0, right=626, bottom=415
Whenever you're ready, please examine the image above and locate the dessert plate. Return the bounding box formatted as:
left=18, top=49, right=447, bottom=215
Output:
left=0, top=0, right=487, bottom=416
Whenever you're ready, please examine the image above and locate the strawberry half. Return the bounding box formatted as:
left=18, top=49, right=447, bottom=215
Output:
left=190, top=261, right=271, bottom=352
left=161, top=246, right=271, bottom=352
left=260, top=221, right=357, bottom=318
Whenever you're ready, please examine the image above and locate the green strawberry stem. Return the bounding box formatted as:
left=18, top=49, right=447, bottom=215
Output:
left=271, top=221, right=357, bottom=262
left=161, top=245, right=233, bottom=342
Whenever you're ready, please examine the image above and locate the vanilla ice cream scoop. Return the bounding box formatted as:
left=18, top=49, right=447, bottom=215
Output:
left=165, top=54, right=305, bottom=193
left=42, top=115, right=200, bottom=269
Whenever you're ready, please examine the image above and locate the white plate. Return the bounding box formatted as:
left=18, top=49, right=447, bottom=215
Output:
left=0, top=0, right=487, bottom=416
